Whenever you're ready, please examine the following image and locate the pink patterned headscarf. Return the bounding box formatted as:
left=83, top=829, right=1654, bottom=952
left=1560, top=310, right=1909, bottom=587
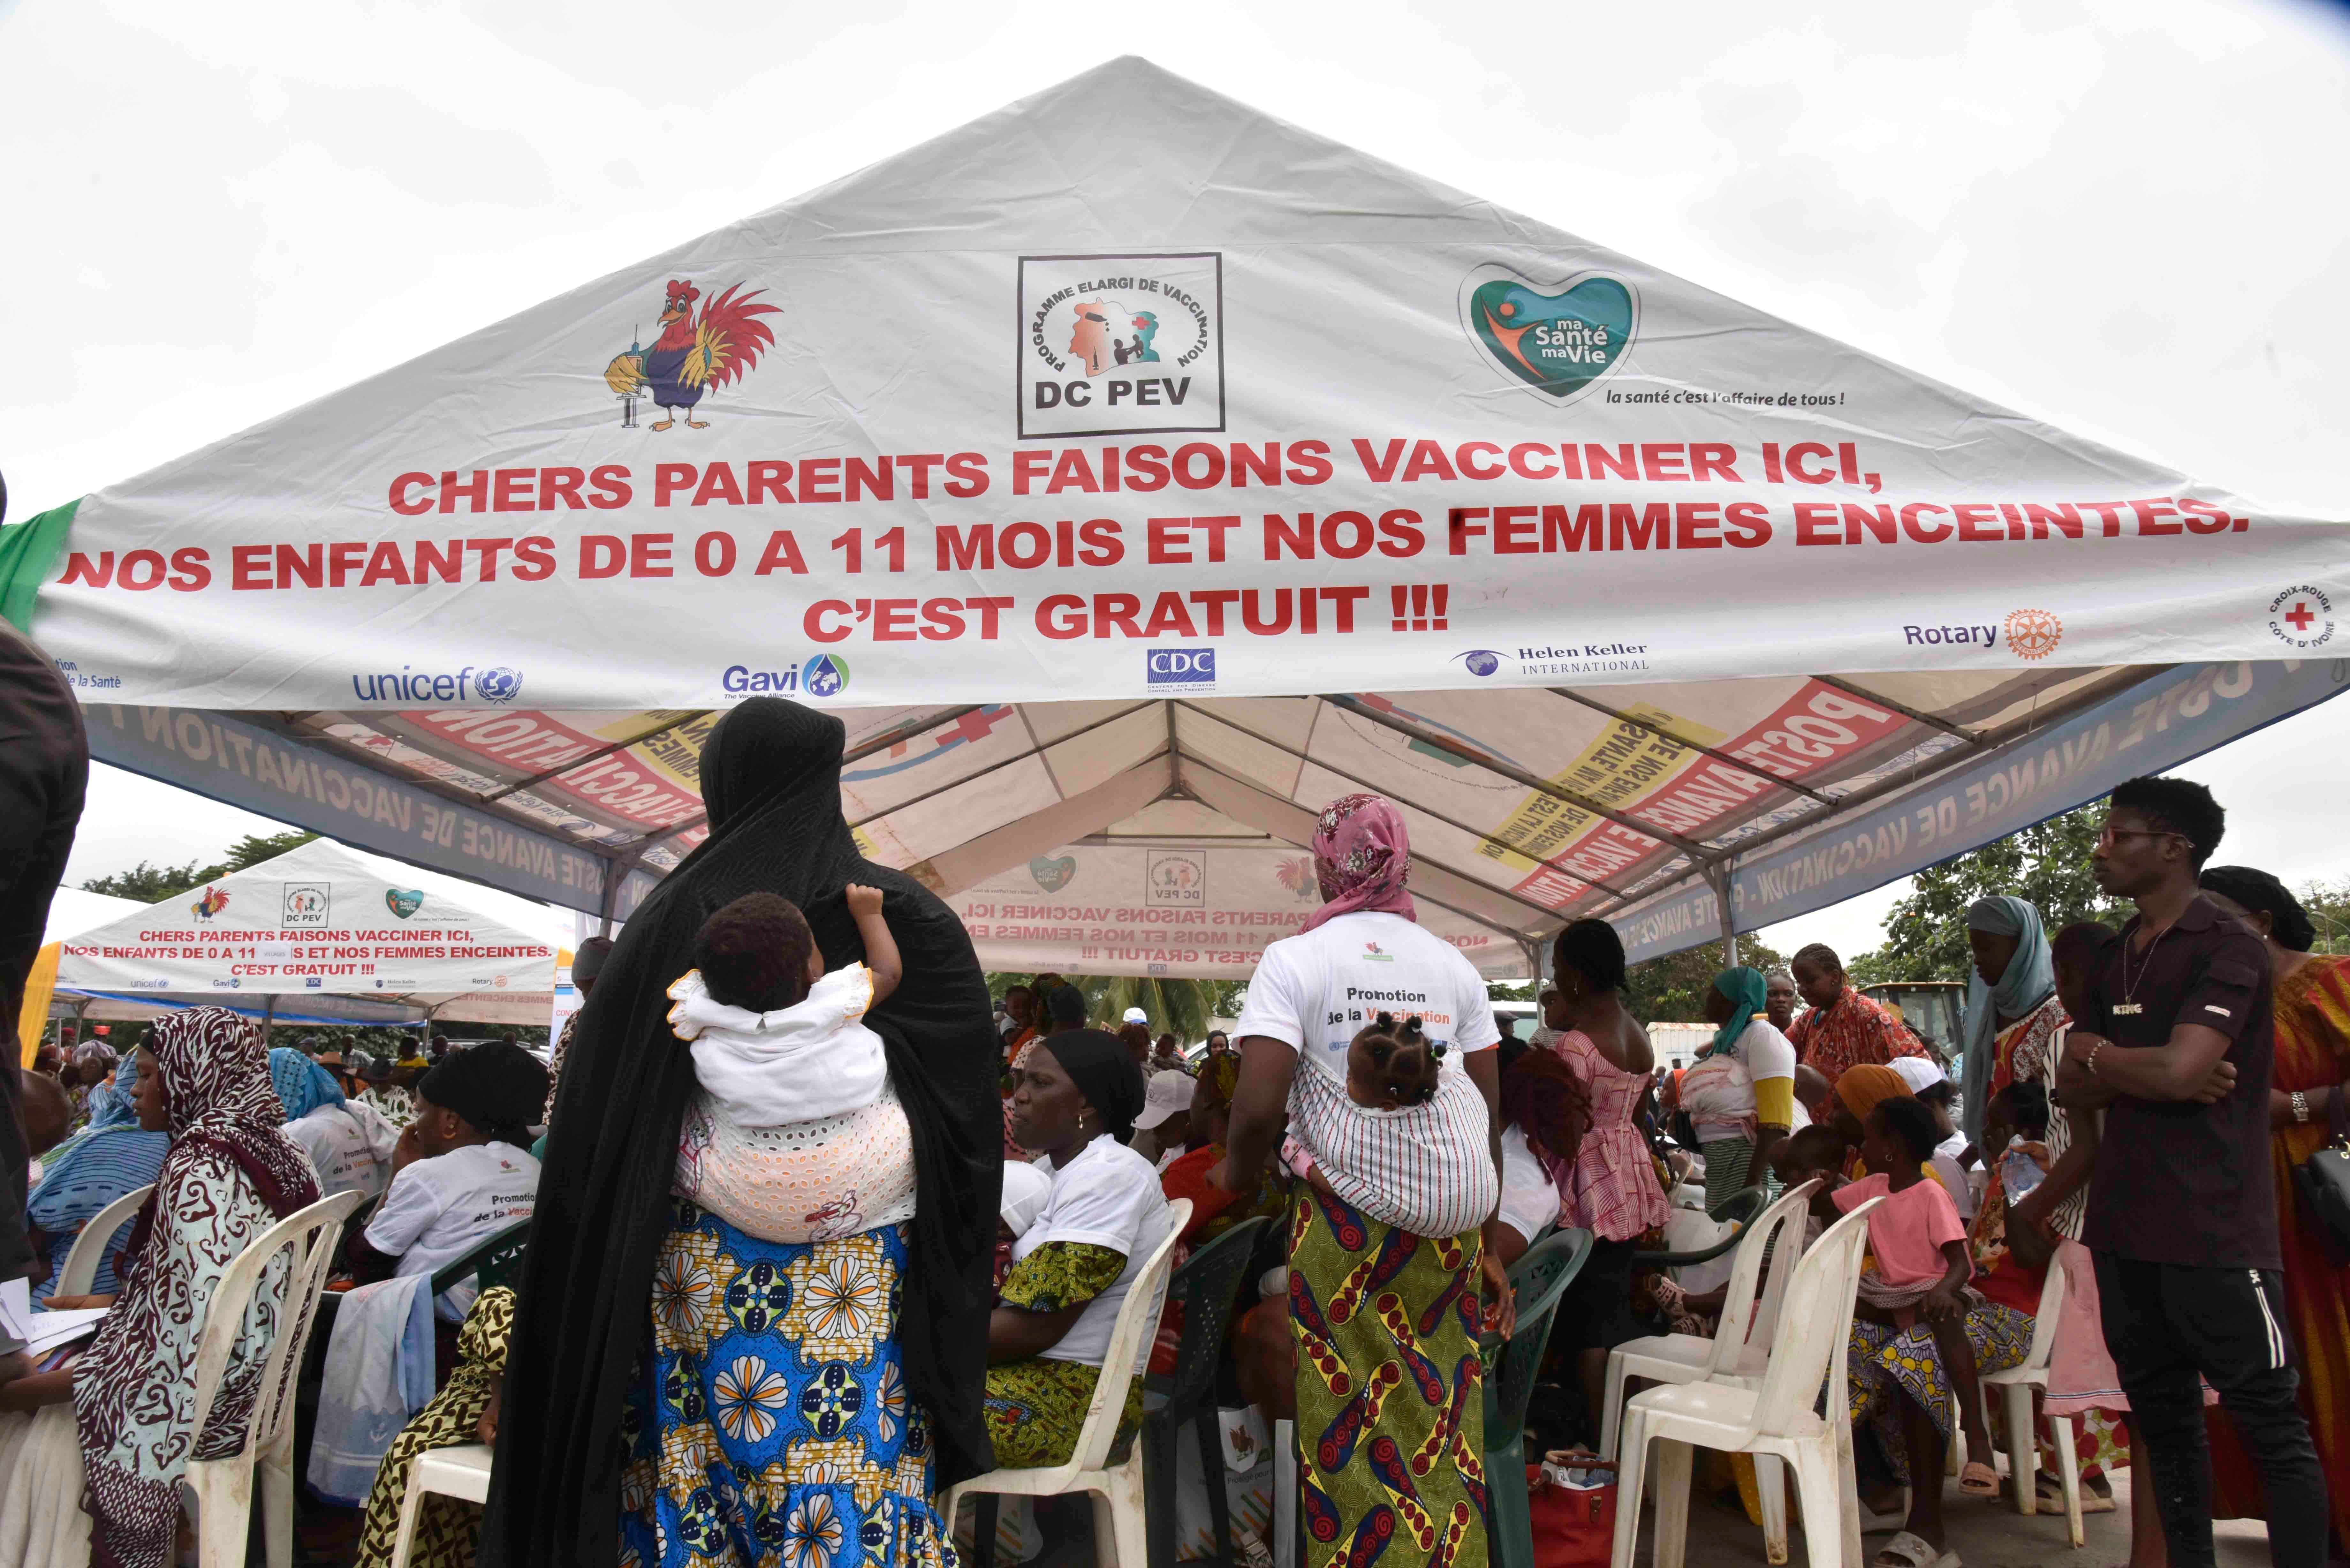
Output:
left=1301, top=793, right=1418, bottom=932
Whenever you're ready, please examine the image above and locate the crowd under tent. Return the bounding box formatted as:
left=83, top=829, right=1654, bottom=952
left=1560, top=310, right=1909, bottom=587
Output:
left=1, top=60, right=2340, bottom=982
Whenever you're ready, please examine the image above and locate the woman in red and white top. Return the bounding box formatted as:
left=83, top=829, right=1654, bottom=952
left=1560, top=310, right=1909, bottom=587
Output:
left=1545, top=918, right=1669, bottom=1436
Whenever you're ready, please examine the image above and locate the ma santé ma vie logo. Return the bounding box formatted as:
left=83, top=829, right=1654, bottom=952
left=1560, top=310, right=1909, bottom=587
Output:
left=1459, top=264, right=1638, bottom=403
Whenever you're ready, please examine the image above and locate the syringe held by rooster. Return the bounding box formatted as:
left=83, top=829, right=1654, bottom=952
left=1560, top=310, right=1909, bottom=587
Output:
left=604, top=279, right=779, bottom=430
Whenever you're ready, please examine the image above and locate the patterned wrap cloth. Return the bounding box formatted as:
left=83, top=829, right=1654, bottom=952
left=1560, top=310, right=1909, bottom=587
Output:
left=354, top=1287, right=518, bottom=1568
left=1290, top=1184, right=1487, bottom=1568
left=982, top=1241, right=1144, bottom=1469
left=621, top=1201, right=956, bottom=1568
left=74, top=1007, right=320, bottom=1568
left=1788, top=985, right=1928, bottom=1087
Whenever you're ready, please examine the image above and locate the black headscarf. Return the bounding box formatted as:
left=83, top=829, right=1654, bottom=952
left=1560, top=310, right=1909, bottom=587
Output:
left=415, top=1042, right=547, bottom=1145
left=1040, top=1029, right=1148, bottom=1143
left=481, top=699, right=1002, bottom=1565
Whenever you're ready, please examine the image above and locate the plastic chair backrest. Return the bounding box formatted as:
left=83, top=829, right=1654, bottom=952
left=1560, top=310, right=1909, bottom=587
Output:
left=55, top=1182, right=155, bottom=1298
left=1708, top=1179, right=1821, bottom=1374
left=1070, top=1196, right=1192, bottom=1474
left=1748, top=1196, right=1880, bottom=1438
left=1160, top=1216, right=1271, bottom=1415
left=1707, top=1184, right=1770, bottom=1227
left=428, top=1214, right=533, bottom=1298
left=1486, top=1227, right=1595, bottom=1453
left=186, top=1189, right=369, bottom=1466
left=473, top=1217, right=536, bottom=1297
left=2016, top=1250, right=2067, bottom=1373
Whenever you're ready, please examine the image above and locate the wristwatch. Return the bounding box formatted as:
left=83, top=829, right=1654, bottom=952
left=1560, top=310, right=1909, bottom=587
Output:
left=2292, top=1090, right=2311, bottom=1124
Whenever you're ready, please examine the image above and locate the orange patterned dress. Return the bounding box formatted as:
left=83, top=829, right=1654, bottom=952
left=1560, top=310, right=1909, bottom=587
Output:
left=2207, top=954, right=2350, bottom=1542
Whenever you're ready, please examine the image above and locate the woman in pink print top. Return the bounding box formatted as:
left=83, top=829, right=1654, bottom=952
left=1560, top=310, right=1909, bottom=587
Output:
left=1546, top=918, right=1669, bottom=1435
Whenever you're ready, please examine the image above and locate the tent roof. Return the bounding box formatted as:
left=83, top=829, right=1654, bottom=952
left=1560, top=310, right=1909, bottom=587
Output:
left=23, top=60, right=2347, bottom=969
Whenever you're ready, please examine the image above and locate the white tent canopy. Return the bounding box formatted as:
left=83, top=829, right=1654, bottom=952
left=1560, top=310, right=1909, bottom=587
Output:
left=56, top=838, right=555, bottom=1007
left=8, top=61, right=2343, bottom=974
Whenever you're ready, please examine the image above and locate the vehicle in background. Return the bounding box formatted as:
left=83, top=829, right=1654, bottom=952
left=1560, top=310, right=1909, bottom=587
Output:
left=1858, top=980, right=1967, bottom=1069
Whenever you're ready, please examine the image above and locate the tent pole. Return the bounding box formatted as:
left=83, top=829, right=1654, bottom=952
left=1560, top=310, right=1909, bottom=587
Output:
left=1707, top=863, right=1739, bottom=968
left=262, top=996, right=275, bottom=1048
left=596, top=854, right=623, bottom=937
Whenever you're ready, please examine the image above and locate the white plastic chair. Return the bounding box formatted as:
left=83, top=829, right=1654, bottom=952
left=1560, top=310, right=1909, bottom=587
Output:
left=943, top=1197, right=1192, bottom=1568
left=1611, top=1197, right=1881, bottom=1568
left=1981, top=1255, right=2085, bottom=1546
left=1601, top=1180, right=1820, bottom=1564
left=53, top=1181, right=155, bottom=1297
left=386, top=1443, right=495, bottom=1568
left=184, top=1188, right=369, bottom=1568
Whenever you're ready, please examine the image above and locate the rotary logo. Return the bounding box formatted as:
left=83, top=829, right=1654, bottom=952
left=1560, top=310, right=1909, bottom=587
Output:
left=2003, top=608, right=2063, bottom=661
left=1017, top=253, right=1224, bottom=439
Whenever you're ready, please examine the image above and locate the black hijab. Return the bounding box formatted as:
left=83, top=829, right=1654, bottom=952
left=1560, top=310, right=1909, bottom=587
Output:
left=1041, top=1029, right=1148, bottom=1143
left=480, top=699, right=1002, bottom=1565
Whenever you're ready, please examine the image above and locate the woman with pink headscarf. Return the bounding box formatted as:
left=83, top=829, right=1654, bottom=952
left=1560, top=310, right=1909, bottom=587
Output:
left=1210, top=794, right=1510, bottom=1568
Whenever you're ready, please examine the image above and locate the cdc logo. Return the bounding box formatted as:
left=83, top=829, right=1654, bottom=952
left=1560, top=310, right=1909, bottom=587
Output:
left=1145, top=648, right=1216, bottom=689
left=476, top=666, right=525, bottom=703
left=1454, top=650, right=1504, bottom=677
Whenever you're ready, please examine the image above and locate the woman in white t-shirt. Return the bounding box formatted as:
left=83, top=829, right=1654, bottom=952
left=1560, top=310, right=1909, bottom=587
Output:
left=1685, top=967, right=1801, bottom=1199
left=269, top=1046, right=398, bottom=1202
left=1491, top=1041, right=1590, bottom=1264
left=353, top=1043, right=547, bottom=1321
left=1210, top=793, right=1507, bottom=1568
left=988, top=1029, right=1170, bottom=1479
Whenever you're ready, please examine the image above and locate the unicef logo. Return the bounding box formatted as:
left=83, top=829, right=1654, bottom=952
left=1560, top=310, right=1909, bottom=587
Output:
left=476, top=667, right=525, bottom=703
left=800, top=654, right=850, bottom=698
left=1455, top=650, right=1504, bottom=677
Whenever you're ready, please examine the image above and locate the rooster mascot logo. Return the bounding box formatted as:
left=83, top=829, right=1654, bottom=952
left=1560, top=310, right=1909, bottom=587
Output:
left=604, top=279, right=779, bottom=430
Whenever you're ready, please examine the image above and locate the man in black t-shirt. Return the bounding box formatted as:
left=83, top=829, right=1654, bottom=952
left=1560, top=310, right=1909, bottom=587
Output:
left=2057, top=776, right=2327, bottom=1568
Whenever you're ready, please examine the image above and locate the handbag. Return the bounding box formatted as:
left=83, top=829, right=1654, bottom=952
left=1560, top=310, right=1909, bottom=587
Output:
left=2292, top=1085, right=2350, bottom=1265
left=1527, top=1454, right=1617, bottom=1568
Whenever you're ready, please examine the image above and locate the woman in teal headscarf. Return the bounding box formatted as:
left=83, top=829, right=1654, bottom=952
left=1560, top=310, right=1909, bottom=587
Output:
left=1962, top=896, right=2056, bottom=1144
left=1679, top=967, right=1786, bottom=1199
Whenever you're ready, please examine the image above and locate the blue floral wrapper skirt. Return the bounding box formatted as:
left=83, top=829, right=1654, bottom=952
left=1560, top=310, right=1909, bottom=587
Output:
left=620, top=1199, right=959, bottom=1568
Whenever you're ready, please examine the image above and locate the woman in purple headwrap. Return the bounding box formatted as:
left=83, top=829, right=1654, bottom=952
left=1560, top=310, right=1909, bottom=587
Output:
left=1211, top=794, right=1511, bottom=1568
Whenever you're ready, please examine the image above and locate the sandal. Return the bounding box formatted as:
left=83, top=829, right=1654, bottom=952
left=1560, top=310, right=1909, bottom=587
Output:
left=2033, top=1472, right=2117, bottom=1513
left=1958, top=1459, right=1999, bottom=1498
left=1873, top=1529, right=1959, bottom=1568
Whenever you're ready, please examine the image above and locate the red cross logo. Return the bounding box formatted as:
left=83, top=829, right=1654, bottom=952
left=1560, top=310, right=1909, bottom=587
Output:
left=2285, top=600, right=2317, bottom=632
left=938, top=705, right=1013, bottom=747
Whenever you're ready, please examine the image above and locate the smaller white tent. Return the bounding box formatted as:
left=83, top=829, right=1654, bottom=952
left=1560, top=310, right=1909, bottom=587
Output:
left=56, top=838, right=556, bottom=1006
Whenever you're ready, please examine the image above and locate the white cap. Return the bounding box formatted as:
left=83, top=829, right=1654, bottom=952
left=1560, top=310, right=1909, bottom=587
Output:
left=1890, top=1056, right=1946, bottom=1094
left=1133, top=1070, right=1194, bottom=1131
left=1000, top=1161, right=1052, bottom=1238
left=1122, top=1006, right=1150, bottom=1026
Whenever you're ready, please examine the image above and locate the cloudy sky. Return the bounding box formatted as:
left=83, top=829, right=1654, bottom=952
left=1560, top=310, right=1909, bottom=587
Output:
left=7, top=0, right=2346, bottom=961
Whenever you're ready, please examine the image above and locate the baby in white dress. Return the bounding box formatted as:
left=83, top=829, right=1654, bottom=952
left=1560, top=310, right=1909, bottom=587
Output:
left=668, top=884, right=914, bottom=1244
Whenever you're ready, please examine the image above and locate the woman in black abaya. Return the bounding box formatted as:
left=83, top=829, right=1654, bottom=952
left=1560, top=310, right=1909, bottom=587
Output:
left=480, top=699, right=1001, bottom=1567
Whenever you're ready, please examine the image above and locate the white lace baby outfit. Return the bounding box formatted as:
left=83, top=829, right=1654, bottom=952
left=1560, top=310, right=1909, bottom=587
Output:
left=668, top=962, right=917, bottom=1245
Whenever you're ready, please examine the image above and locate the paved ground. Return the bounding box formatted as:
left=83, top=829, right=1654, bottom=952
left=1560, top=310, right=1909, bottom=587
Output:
left=1621, top=1468, right=2274, bottom=1567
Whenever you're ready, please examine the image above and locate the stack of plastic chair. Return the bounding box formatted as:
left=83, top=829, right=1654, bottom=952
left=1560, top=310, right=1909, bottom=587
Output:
left=1485, top=1228, right=1596, bottom=1568
left=945, top=1197, right=1193, bottom=1568
left=1981, top=1257, right=2085, bottom=1546
left=1144, top=1215, right=1272, bottom=1568
left=1601, top=1180, right=1820, bottom=1564
left=185, top=1188, right=370, bottom=1568
left=1610, top=1197, right=1881, bottom=1568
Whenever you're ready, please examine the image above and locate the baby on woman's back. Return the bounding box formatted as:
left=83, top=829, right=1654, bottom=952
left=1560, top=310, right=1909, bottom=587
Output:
left=667, top=884, right=915, bottom=1245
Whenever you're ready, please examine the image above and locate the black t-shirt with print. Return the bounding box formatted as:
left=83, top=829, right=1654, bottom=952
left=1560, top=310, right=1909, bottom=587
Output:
left=2080, top=894, right=2279, bottom=1270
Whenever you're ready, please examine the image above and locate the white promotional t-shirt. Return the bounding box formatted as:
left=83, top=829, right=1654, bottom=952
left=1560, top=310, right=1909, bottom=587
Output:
left=1012, top=1136, right=1174, bottom=1374
left=1234, top=911, right=1502, bottom=1089
left=365, top=1140, right=539, bottom=1319
left=284, top=1100, right=399, bottom=1202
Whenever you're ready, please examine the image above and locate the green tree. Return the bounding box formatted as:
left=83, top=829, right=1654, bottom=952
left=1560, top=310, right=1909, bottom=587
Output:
left=1849, top=804, right=2124, bottom=984
left=1625, top=937, right=1786, bottom=1023
left=81, top=830, right=319, bottom=903
left=2292, top=878, right=2350, bottom=956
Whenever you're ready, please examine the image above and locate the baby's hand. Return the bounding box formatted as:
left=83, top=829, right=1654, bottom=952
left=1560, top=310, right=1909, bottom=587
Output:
left=845, top=884, right=885, bottom=921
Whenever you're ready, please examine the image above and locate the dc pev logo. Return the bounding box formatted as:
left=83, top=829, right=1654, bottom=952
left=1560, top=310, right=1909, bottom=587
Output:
left=1018, top=253, right=1223, bottom=439
left=1146, top=647, right=1215, bottom=689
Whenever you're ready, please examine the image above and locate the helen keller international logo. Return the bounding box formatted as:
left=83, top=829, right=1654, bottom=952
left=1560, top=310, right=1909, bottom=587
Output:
left=1017, top=253, right=1223, bottom=439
